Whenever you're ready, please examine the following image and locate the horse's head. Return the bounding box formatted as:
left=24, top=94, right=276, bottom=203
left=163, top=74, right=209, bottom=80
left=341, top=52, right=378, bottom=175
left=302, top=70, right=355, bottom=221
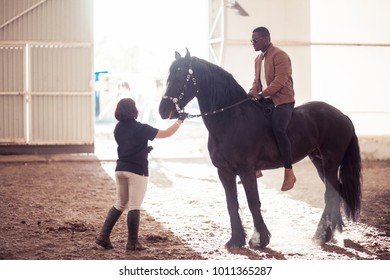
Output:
left=159, top=49, right=198, bottom=119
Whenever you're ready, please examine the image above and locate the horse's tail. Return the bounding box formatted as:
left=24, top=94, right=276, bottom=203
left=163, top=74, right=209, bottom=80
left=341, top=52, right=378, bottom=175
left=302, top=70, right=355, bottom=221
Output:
left=338, top=132, right=362, bottom=222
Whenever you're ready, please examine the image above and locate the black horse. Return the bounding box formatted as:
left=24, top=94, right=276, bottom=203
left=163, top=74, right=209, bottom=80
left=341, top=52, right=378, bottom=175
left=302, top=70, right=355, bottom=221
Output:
left=159, top=50, right=362, bottom=249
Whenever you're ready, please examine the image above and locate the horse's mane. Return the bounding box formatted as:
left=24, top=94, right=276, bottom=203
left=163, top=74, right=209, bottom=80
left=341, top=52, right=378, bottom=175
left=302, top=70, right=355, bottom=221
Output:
left=167, top=55, right=250, bottom=117
left=191, top=57, right=247, bottom=105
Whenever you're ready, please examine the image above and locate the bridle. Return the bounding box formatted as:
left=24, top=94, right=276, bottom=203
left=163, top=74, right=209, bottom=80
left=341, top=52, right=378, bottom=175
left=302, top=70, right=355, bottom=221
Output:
left=162, top=64, right=250, bottom=119
left=162, top=66, right=199, bottom=114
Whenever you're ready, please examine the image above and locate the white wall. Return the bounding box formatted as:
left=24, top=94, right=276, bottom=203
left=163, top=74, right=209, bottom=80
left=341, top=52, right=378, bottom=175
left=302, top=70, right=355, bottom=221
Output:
left=310, top=0, right=390, bottom=135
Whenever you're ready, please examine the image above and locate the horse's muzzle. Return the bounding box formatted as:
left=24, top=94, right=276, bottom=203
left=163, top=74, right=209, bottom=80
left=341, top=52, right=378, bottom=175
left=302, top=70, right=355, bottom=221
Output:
left=159, top=100, right=177, bottom=120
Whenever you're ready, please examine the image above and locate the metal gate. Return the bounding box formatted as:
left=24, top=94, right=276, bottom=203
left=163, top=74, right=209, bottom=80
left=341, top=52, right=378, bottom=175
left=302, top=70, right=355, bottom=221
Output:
left=0, top=0, right=94, bottom=154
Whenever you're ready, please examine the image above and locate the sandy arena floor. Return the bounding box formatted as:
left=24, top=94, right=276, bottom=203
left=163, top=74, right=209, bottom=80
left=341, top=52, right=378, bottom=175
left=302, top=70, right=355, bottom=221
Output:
left=0, top=122, right=389, bottom=260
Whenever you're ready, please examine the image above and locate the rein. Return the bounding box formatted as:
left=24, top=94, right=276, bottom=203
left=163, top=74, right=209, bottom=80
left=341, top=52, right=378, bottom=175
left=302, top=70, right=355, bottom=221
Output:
left=187, top=97, right=250, bottom=118
left=162, top=64, right=250, bottom=119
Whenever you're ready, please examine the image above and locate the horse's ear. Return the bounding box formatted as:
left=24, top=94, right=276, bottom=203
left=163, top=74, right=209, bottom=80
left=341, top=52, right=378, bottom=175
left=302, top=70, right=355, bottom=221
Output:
left=175, top=51, right=181, bottom=60
left=185, top=48, right=191, bottom=59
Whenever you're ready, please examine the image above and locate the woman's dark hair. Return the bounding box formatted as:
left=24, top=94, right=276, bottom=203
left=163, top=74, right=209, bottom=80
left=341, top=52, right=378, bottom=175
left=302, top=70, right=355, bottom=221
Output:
left=115, top=98, right=139, bottom=121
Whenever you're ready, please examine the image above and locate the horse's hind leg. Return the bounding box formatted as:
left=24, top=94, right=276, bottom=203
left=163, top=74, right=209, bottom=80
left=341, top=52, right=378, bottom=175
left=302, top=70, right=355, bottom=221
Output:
left=309, top=151, right=344, bottom=244
left=309, top=150, right=325, bottom=182
left=218, top=169, right=246, bottom=248
left=312, top=166, right=344, bottom=245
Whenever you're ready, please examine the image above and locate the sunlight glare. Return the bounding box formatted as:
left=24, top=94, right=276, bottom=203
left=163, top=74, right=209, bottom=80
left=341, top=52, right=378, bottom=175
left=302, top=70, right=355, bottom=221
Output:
left=94, top=0, right=208, bottom=73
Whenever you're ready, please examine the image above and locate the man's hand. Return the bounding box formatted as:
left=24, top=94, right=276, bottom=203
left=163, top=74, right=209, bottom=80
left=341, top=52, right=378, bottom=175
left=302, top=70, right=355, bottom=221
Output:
left=248, top=91, right=262, bottom=100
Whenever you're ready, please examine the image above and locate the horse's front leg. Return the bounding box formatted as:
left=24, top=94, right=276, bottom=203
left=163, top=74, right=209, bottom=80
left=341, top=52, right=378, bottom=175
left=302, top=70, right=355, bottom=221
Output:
left=239, top=172, right=271, bottom=249
left=218, top=168, right=246, bottom=248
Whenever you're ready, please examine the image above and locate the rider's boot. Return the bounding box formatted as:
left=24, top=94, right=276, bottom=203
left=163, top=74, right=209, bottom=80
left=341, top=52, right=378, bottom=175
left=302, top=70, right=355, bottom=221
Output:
left=96, top=206, right=122, bottom=249
left=126, top=209, right=147, bottom=251
left=281, top=168, right=296, bottom=191
left=256, top=170, right=263, bottom=178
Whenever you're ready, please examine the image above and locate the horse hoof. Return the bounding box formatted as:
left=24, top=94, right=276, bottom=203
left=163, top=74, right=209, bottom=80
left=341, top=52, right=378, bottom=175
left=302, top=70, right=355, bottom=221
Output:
left=225, top=239, right=246, bottom=250
left=311, top=236, right=325, bottom=246
left=225, top=244, right=243, bottom=254
left=324, top=227, right=333, bottom=243
left=248, top=240, right=261, bottom=249
left=313, top=226, right=334, bottom=245
left=249, top=239, right=269, bottom=249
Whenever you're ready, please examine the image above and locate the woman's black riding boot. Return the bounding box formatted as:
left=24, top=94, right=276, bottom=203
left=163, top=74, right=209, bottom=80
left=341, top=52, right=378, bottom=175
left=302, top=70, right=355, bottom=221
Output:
left=96, top=206, right=122, bottom=249
left=126, top=209, right=147, bottom=251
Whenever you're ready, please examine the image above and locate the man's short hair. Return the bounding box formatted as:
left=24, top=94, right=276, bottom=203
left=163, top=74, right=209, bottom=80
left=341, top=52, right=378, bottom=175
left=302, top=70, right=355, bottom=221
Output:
left=253, top=27, right=270, bottom=38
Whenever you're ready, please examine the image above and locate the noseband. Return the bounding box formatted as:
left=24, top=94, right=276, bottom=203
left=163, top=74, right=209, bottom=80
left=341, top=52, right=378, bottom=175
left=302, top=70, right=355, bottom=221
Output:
left=162, top=64, right=250, bottom=119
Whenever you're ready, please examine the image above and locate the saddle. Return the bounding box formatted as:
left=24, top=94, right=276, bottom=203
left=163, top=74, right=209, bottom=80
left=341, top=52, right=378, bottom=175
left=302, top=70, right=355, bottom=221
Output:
left=254, top=98, right=274, bottom=117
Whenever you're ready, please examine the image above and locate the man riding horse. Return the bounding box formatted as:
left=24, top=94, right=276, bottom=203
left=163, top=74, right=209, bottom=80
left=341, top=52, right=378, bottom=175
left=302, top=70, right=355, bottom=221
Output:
left=248, top=26, right=296, bottom=191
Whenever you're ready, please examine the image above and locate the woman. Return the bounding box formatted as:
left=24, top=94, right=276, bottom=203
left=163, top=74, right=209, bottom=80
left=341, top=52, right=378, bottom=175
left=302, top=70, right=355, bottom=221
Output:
left=96, top=98, right=186, bottom=251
